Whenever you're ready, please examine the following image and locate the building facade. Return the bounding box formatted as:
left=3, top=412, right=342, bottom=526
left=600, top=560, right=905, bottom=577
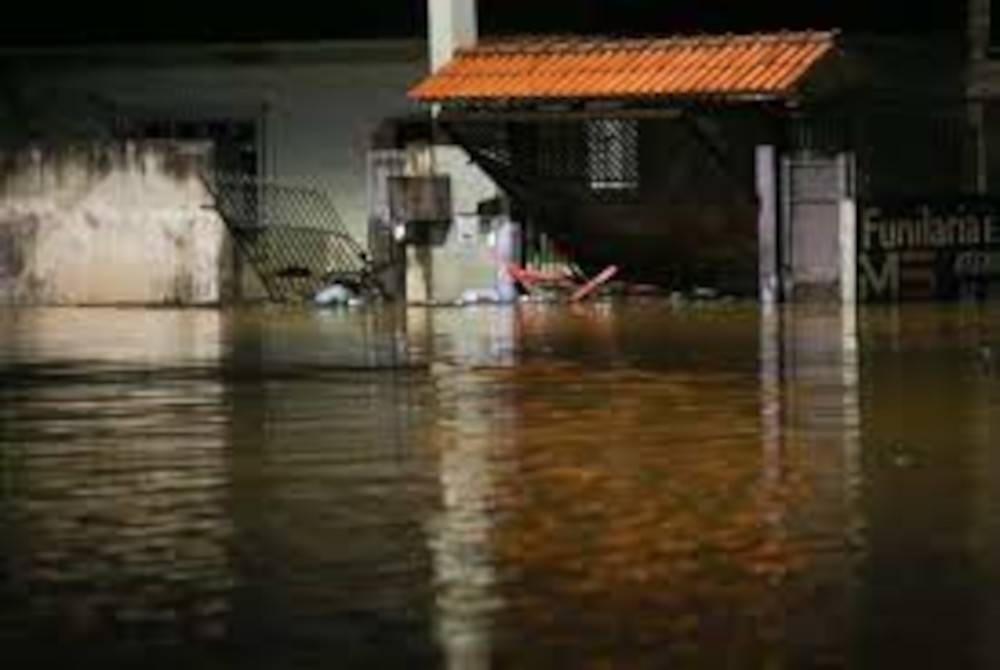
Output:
left=403, top=1, right=980, bottom=303
left=0, top=40, right=427, bottom=304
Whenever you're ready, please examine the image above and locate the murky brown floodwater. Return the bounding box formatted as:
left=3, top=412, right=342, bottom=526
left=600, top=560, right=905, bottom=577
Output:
left=1, top=302, right=999, bottom=668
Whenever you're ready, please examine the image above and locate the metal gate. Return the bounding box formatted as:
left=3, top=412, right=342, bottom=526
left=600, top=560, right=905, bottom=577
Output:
left=204, top=175, right=380, bottom=303
left=781, top=153, right=855, bottom=301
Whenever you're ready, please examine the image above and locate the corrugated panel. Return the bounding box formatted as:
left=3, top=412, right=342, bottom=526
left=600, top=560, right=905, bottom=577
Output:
left=409, top=31, right=835, bottom=103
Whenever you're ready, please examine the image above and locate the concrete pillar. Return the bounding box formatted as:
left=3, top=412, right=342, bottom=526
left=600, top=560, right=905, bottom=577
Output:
left=494, top=216, right=520, bottom=302
left=406, top=244, right=433, bottom=304
left=838, top=153, right=857, bottom=305
left=839, top=198, right=857, bottom=305
left=429, top=0, right=478, bottom=72
left=756, top=145, right=780, bottom=304
left=968, top=0, right=989, bottom=194
left=969, top=0, right=990, bottom=63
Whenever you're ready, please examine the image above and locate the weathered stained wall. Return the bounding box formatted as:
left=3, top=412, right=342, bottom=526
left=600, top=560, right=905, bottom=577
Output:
left=0, top=142, right=227, bottom=305
left=0, top=41, right=427, bottom=245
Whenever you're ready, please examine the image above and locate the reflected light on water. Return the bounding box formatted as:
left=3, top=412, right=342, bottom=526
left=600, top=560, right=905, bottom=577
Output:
left=1, top=303, right=999, bottom=667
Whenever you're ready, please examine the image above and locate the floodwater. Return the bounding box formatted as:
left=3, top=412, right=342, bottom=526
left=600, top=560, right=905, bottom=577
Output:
left=1, top=301, right=999, bottom=668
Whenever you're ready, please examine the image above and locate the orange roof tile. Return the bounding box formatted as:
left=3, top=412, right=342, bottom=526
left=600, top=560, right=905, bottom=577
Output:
left=409, top=31, right=835, bottom=104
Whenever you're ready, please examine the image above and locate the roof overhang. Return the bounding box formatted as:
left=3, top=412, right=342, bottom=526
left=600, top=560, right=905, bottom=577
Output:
left=409, top=30, right=837, bottom=110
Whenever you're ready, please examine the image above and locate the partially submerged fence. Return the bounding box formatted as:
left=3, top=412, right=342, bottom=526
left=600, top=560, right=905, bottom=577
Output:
left=204, top=175, right=382, bottom=303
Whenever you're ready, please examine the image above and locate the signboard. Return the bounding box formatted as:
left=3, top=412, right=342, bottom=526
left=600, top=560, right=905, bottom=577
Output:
left=858, top=198, right=1000, bottom=301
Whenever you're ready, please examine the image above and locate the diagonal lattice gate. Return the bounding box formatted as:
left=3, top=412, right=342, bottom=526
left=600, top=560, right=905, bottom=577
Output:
left=203, top=175, right=382, bottom=302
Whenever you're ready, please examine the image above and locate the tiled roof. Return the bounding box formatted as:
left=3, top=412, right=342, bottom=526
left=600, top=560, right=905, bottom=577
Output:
left=409, top=31, right=835, bottom=103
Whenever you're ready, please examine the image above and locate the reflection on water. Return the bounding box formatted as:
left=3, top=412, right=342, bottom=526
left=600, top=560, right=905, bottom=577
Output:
left=1, top=303, right=999, bottom=667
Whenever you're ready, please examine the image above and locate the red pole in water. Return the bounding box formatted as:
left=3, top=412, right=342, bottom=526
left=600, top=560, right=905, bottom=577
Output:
left=570, top=265, right=618, bottom=302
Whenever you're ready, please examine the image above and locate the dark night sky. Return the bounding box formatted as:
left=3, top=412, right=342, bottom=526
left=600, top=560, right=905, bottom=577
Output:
left=0, top=1, right=966, bottom=46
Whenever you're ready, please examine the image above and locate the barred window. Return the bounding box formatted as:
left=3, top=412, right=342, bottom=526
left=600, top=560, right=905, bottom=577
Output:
left=586, top=118, right=639, bottom=191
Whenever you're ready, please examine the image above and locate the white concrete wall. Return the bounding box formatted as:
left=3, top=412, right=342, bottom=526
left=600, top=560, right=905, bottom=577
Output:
left=0, top=143, right=226, bottom=305
left=404, top=145, right=506, bottom=304
left=4, top=41, right=427, bottom=246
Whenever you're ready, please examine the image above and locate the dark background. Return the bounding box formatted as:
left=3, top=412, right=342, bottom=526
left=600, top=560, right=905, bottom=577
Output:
left=0, top=0, right=967, bottom=46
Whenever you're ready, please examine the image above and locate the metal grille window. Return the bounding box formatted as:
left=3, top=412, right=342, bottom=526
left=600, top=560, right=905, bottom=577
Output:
left=586, top=118, right=639, bottom=191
